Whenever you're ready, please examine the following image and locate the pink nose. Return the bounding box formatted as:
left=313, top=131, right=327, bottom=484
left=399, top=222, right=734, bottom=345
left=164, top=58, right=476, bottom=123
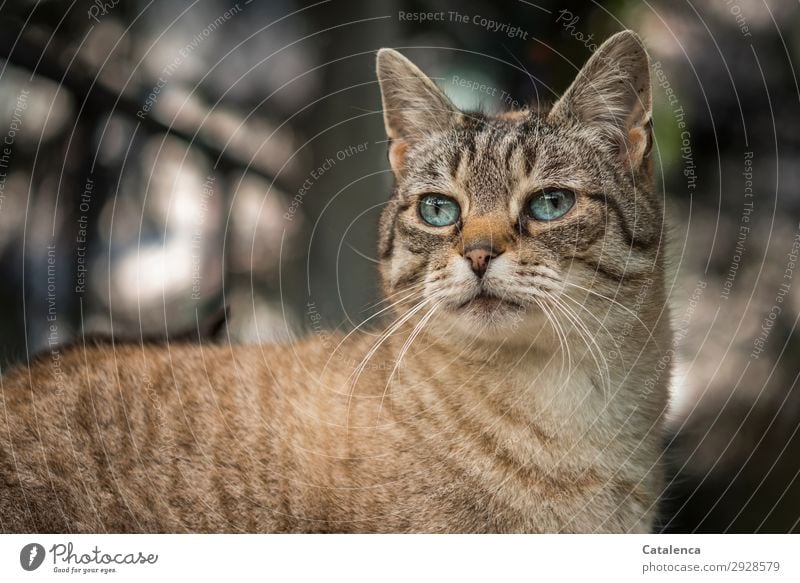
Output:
left=463, top=245, right=499, bottom=277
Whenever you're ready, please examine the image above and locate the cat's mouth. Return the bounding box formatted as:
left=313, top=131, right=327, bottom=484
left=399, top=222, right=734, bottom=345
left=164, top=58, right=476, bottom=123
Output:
left=456, top=290, right=525, bottom=311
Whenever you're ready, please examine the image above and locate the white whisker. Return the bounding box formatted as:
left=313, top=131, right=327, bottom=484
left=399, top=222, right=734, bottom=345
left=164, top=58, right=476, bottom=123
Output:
left=322, top=286, right=427, bottom=377
left=375, top=299, right=443, bottom=424
left=344, top=296, right=435, bottom=432
left=540, top=289, right=612, bottom=398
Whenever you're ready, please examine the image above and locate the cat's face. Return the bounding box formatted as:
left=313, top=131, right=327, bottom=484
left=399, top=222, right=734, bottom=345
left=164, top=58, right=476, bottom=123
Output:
left=376, top=32, right=661, bottom=344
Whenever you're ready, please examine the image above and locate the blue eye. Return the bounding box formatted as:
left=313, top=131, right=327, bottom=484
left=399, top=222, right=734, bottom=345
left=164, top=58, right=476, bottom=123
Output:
left=527, top=189, right=576, bottom=221
left=419, top=194, right=461, bottom=227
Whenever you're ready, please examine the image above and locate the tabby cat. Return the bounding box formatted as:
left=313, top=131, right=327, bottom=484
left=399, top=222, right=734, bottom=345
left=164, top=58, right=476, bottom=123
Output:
left=0, top=31, right=671, bottom=533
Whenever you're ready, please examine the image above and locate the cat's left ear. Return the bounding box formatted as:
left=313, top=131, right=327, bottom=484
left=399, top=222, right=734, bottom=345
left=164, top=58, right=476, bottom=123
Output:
left=376, top=48, right=459, bottom=175
left=549, top=31, right=652, bottom=170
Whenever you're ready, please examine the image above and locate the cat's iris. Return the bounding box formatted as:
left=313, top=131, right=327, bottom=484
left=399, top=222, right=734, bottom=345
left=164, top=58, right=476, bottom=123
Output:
left=527, top=189, right=576, bottom=221
left=419, top=194, right=461, bottom=227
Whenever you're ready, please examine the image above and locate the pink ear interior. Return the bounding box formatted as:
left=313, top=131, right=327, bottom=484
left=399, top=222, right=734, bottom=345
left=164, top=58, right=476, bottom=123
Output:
left=388, top=139, right=408, bottom=175
left=625, top=122, right=649, bottom=169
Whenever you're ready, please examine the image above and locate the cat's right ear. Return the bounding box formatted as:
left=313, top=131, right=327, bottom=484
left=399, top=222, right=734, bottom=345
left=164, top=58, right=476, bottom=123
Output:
left=548, top=31, right=652, bottom=171
left=376, top=49, right=458, bottom=175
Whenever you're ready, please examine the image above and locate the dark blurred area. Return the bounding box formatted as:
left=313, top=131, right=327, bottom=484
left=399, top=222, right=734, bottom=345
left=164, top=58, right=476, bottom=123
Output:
left=1, top=0, right=799, bottom=532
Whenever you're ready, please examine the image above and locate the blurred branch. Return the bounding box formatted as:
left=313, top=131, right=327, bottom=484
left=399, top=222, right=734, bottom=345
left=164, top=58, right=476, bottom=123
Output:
left=0, top=18, right=291, bottom=191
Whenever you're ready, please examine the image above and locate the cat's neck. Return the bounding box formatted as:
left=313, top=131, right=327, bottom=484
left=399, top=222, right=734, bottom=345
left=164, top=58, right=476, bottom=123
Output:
left=382, top=326, right=601, bottom=406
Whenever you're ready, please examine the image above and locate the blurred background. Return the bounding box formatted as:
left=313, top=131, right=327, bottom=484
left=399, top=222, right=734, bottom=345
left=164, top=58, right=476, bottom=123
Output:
left=1, top=0, right=799, bottom=532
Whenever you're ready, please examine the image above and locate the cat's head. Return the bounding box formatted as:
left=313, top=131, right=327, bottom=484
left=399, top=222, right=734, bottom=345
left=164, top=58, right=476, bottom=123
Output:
left=375, top=31, right=662, bottom=345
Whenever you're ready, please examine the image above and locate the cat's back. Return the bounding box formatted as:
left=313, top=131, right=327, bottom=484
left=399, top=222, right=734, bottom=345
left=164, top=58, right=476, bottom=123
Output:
left=0, top=337, right=354, bottom=532
left=2, top=339, right=271, bottom=426
left=2, top=335, right=345, bottom=416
